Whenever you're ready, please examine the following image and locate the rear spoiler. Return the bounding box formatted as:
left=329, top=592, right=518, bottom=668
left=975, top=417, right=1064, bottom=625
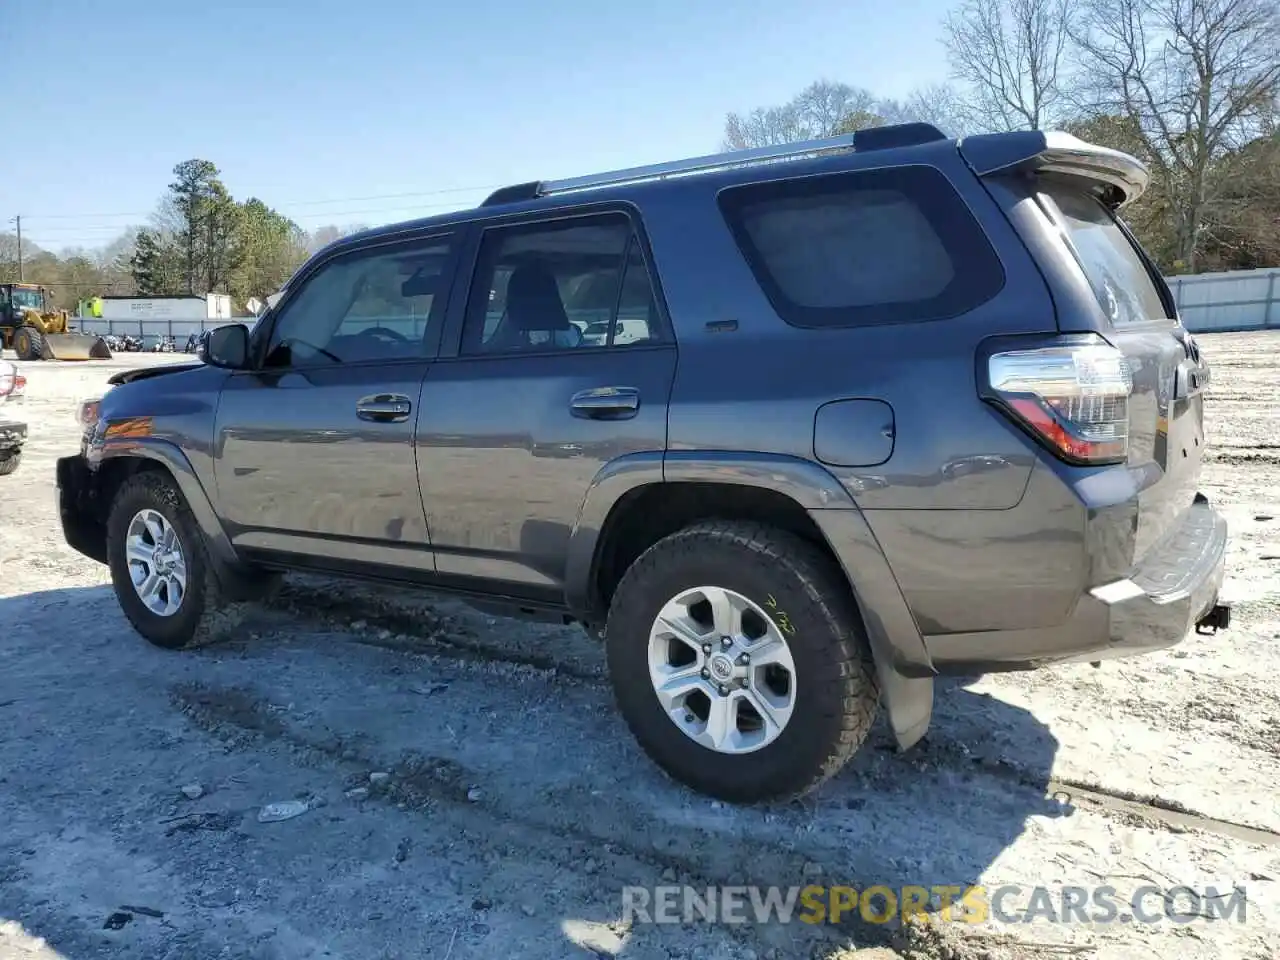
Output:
left=957, top=131, right=1150, bottom=208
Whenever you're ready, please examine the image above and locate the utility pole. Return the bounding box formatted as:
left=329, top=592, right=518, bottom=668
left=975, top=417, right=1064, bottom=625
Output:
left=10, top=215, right=22, bottom=281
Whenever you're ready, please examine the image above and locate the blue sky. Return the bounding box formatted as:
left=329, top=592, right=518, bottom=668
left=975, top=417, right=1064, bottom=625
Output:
left=3, top=0, right=954, bottom=253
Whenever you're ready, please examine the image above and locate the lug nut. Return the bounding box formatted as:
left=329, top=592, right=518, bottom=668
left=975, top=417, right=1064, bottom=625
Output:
left=702, top=643, right=712, bottom=654
left=701, top=668, right=710, bottom=679
left=718, top=684, right=729, bottom=696
left=737, top=653, right=750, bottom=665
left=721, top=636, right=732, bottom=648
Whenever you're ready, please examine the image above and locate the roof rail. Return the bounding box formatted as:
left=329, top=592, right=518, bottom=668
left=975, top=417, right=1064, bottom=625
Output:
left=480, top=181, right=543, bottom=207
left=479, top=122, right=947, bottom=207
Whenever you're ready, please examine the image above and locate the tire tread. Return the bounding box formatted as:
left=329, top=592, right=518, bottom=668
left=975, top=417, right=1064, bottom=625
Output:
left=606, top=519, right=878, bottom=802
left=107, top=470, right=247, bottom=649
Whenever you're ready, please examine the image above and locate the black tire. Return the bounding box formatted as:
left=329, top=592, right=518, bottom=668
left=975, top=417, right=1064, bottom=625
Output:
left=13, top=327, right=44, bottom=362
left=106, top=470, right=247, bottom=650
left=605, top=520, right=879, bottom=804
left=0, top=452, right=20, bottom=476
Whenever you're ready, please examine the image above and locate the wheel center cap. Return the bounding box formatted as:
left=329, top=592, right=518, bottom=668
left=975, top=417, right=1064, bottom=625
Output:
left=709, top=654, right=734, bottom=681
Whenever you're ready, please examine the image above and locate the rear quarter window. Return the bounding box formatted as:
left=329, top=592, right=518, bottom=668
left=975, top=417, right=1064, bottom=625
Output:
left=718, top=165, right=1005, bottom=328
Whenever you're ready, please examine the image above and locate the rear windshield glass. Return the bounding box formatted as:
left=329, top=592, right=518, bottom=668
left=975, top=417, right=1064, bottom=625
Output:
left=1042, top=187, right=1169, bottom=326
left=718, top=165, right=1005, bottom=328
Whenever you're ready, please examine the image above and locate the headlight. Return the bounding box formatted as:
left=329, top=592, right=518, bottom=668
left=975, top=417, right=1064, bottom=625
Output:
left=75, top=397, right=103, bottom=427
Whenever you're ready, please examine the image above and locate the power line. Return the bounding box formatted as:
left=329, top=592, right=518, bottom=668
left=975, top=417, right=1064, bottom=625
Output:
left=13, top=183, right=502, bottom=223
left=26, top=198, right=478, bottom=236
left=15, top=198, right=490, bottom=251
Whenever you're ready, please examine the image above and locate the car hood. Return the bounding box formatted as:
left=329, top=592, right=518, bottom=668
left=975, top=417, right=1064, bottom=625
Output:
left=107, top=362, right=204, bottom=387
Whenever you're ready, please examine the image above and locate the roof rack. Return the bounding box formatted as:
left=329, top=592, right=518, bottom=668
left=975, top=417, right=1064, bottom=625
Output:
left=480, top=122, right=947, bottom=207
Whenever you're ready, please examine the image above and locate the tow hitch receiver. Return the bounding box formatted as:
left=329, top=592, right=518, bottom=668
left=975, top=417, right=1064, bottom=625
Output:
left=1196, top=603, right=1231, bottom=636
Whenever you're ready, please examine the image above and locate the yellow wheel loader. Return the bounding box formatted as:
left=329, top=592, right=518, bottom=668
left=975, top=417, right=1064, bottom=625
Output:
left=0, top=284, right=112, bottom=361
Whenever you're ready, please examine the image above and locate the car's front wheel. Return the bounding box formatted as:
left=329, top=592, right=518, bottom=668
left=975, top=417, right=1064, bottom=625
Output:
left=605, top=520, right=879, bottom=803
left=106, top=471, right=241, bottom=649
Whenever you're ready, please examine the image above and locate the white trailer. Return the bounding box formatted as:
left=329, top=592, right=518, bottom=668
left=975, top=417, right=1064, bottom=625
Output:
left=78, top=294, right=234, bottom=344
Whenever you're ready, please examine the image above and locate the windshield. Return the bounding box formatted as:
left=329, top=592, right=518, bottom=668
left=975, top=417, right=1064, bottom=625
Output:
left=10, top=288, right=44, bottom=310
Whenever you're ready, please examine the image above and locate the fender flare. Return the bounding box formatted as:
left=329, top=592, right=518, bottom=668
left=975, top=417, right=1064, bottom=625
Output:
left=564, top=450, right=666, bottom=618
left=565, top=449, right=936, bottom=750
left=97, top=436, right=240, bottom=569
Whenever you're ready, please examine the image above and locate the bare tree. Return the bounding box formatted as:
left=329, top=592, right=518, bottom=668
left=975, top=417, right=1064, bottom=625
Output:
left=305, top=223, right=371, bottom=255
left=722, top=80, right=886, bottom=149
left=1073, top=0, right=1280, bottom=269
left=722, top=104, right=812, bottom=150
left=943, top=0, right=1073, bottom=130
left=880, top=84, right=974, bottom=137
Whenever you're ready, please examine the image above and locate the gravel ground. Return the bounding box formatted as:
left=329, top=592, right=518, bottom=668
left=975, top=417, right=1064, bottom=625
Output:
left=0, top=334, right=1277, bottom=960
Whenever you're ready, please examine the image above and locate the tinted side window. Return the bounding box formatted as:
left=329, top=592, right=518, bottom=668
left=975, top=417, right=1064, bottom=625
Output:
left=1040, top=186, right=1170, bottom=326
left=264, top=236, right=454, bottom=367
left=719, top=166, right=1004, bottom=328
left=462, top=213, right=662, bottom=356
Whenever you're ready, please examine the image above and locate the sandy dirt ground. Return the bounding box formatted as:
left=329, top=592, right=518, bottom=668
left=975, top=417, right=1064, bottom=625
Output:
left=0, top=334, right=1277, bottom=960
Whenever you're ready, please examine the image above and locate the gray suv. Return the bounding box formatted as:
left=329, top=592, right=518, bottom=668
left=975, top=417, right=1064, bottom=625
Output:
left=57, top=123, right=1231, bottom=803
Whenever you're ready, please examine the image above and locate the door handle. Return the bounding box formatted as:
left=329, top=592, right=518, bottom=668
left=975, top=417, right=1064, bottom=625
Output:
left=357, top=393, right=412, bottom=423
left=570, top=386, right=640, bottom=419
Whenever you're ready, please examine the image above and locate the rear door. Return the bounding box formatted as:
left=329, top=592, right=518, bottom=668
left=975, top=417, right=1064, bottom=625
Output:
left=416, top=209, right=676, bottom=600
left=1037, top=183, right=1208, bottom=560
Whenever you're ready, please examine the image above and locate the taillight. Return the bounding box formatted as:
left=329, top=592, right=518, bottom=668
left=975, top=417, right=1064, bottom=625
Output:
left=983, top=336, right=1132, bottom=465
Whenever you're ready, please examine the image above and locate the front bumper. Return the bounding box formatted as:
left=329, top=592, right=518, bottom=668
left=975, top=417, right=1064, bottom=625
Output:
left=0, top=419, right=26, bottom=456
left=57, top=453, right=108, bottom=563
left=925, top=497, right=1229, bottom=672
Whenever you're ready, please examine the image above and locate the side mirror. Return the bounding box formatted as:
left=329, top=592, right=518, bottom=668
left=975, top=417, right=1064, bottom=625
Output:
left=200, top=323, right=250, bottom=369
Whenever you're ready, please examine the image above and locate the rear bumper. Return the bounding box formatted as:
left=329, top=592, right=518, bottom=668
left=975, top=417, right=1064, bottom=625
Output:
left=0, top=419, right=26, bottom=455
left=1094, top=496, right=1228, bottom=655
left=925, top=498, right=1229, bottom=672
left=57, top=453, right=108, bottom=563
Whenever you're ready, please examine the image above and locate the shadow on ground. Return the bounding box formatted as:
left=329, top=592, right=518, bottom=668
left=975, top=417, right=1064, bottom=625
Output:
left=0, top=585, right=1064, bottom=958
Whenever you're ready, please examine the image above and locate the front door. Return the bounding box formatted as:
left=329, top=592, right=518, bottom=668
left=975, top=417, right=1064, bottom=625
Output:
left=213, top=231, right=460, bottom=573
left=417, top=211, right=676, bottom=598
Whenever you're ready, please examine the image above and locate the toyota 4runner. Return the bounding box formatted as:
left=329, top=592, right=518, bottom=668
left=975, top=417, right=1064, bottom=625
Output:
left=57, top=124, right=1231, bottom=803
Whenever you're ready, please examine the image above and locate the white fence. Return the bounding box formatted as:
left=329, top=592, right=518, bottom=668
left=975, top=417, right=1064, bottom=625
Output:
left=73, top=315, right=246, bottom=348
left=1166, top=267, right=1279, bottom=333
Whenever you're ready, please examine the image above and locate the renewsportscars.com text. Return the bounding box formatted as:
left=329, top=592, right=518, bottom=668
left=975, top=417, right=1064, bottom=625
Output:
left=621, top=884, right=1248, bottom=926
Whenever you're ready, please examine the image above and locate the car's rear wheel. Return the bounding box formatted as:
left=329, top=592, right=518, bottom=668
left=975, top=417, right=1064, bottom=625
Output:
left=605, top=520, right=878, bottom=803
left=0, top=452, right=20, bottom=476
left=107, top=470, right=245, bottom=650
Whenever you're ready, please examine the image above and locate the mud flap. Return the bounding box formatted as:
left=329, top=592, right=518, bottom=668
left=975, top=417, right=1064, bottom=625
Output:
left=807, top=508, right=938, bottom=750
left=860, top=605, right=935, bottom=748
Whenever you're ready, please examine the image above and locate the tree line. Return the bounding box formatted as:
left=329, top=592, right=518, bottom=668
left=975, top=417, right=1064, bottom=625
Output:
left=4, top=0, right=1275, bottom=309
left=723, top=0, right=1280, bottom=274
left=0, top=161, right=365, bottom=313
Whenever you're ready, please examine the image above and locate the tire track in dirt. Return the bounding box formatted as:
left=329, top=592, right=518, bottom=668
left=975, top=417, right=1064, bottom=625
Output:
left=266, top=580, right=604, bottom=681
left=262, top=579, right=1280, bottom=850
left=166, top=678, right=885, bottom=959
